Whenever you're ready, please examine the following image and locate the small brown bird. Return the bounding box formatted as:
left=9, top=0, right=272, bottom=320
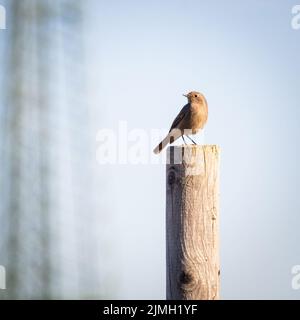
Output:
left=153, top=91, right=208, bottom=154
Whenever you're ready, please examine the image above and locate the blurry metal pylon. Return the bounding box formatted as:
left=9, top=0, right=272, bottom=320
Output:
left=0, top=0, right=103, bottom=299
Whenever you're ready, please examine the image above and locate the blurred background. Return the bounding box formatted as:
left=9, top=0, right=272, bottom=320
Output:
left=0, top=0, right=110, bottom=299
left=0, top=0, right=300, bottom=299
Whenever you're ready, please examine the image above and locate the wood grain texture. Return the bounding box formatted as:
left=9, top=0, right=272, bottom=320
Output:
left=166, top=145, right=220, bottom=300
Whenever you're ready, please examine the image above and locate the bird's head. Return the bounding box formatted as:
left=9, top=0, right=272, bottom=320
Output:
left=183, top=91, right=206, bottom=104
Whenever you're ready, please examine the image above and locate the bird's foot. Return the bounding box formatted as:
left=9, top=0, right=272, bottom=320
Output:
left=187, top=135, right=197, bottom=145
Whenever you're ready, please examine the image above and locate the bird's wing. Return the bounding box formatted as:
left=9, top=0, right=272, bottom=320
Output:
left=169, top=104, right=190, bottom=132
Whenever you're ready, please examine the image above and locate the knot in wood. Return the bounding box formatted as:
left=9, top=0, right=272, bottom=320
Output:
left=179, top=271, right=193, bottom=285
left=168, top=170, right=176, bottom=185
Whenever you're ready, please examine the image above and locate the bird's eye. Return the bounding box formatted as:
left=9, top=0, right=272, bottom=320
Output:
left=195, top=94, right=198, bottom=97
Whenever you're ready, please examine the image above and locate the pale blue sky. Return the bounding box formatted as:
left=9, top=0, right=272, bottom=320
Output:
left=86, top=0, right=300, bottom=299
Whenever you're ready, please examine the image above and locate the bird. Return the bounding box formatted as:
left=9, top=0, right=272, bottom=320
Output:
left=153, top=91, right=208, bottom=154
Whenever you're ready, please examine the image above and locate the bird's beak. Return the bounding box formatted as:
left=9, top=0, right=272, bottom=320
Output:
left=183, top=94, right=188, bottom=97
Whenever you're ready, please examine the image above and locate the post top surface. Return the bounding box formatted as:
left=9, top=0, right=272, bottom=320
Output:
left=167, top=145, right=220, bottom=152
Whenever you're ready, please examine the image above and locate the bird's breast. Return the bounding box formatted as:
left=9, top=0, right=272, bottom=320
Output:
left=190, top=102, right=208, bottom=132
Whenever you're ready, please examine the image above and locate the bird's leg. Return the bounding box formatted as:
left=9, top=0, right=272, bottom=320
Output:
left=181, top=135, right=187, bottom=145
left=187, top=135, right=197, bottom=145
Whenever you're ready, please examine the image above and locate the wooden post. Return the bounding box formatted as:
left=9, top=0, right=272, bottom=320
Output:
left=166, top=145, right=220, bottom=300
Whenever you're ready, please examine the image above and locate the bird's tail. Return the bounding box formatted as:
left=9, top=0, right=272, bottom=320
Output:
left=153, top=129, right=182, bottom=154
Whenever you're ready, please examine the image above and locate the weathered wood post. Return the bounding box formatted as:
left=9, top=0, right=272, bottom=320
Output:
left=166, top=145, right=220, bottom=300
